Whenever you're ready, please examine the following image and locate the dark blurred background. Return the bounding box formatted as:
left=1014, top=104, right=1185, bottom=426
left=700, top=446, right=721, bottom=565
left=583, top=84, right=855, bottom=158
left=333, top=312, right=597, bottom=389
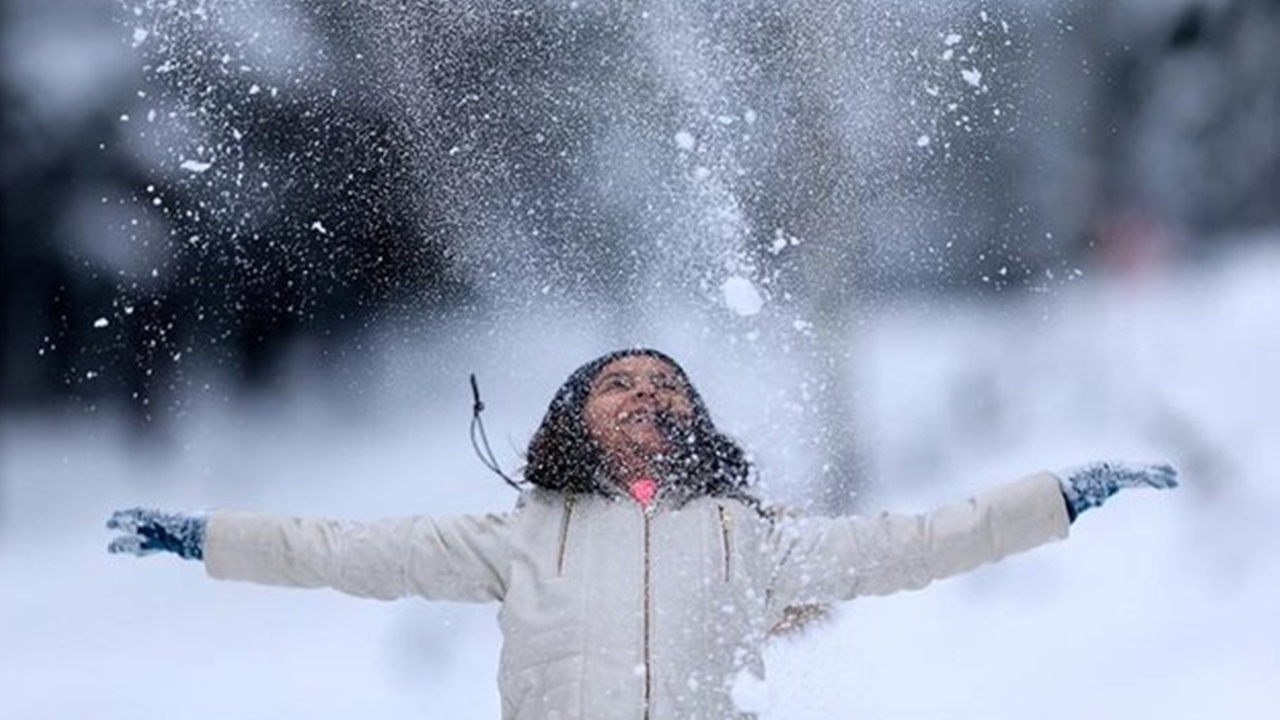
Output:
left=3, top=0, right=1278, bottom=503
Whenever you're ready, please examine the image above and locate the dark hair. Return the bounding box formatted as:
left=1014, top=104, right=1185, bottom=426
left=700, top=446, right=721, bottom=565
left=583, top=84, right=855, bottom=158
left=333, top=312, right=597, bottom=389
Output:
left=523, top=348, right=756, bottom=505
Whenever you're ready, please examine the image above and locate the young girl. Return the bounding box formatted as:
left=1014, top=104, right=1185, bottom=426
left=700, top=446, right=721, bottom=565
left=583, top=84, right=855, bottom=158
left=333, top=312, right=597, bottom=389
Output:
left=108, top=348, right=1177, bottom=720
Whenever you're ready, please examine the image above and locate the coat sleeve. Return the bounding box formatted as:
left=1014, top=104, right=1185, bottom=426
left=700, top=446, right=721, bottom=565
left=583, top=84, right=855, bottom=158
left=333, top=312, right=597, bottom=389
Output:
left=203, top=511, right=512, bottom=603
left=767, top=473, right=1070, bottom=606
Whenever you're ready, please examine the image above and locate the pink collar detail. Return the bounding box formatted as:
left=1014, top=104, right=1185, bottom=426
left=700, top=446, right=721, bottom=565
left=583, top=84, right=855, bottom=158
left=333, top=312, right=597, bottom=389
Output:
left=628, top=477, right=659, bottom=508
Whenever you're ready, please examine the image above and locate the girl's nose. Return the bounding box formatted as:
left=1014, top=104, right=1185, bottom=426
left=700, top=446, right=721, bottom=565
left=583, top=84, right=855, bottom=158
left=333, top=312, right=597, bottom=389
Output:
left=633, top=376, right=662, bottom=398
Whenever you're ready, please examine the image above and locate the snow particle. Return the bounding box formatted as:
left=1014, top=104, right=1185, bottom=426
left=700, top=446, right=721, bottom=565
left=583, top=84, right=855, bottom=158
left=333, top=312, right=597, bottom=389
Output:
left=721, top=276, right=764, bottom=316
left=674, top=130, right=696, bottom=151
left=179, top=159, right=213, bottom=173
left=93, top=318, right=109, bottom=329
left=916, top=135, right=931, bottom=148
left=961, top=68, right=983, bottom=87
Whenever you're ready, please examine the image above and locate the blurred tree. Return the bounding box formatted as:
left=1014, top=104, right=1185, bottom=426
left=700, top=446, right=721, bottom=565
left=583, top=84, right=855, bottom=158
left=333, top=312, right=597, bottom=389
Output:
left=1, top=0, right=467, bottom=422
left=1066, top=0, right=1280, bottom=268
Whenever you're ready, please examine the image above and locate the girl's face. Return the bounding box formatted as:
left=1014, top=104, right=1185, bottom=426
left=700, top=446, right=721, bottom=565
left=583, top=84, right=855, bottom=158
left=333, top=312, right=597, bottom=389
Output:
left=582, top=355, right=695, bottom=477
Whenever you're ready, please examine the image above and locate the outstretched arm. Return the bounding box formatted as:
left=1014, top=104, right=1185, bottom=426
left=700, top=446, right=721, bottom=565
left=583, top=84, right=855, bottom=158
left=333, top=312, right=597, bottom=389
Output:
left=107, top=507, right=514, bottom=603
left=770, top=462, right=1177, bottom=606
left=770, top=473, right=1071, bottom=605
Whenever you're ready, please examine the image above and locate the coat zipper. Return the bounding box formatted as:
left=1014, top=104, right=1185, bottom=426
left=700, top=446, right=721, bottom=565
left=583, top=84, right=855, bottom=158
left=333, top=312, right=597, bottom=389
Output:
left=716, top=504, right=733, bottom=583
left=556, top=496, right=575, bottom=576
left=642, top=506, right=653, bottom=720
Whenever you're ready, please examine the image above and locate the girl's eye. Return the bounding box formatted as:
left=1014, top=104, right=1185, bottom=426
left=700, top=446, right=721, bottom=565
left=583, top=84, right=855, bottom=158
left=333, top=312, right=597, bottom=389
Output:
left=603, top=375, right=631, bottom=390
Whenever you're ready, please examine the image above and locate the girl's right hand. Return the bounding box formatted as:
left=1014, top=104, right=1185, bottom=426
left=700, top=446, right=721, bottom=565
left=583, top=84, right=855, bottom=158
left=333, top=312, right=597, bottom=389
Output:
left=107, top=507, right=207, bottom=560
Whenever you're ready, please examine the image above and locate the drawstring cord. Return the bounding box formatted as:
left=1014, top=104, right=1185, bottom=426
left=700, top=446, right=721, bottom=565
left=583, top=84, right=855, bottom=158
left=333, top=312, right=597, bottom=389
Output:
left=469, top=374, right=523, bottom=491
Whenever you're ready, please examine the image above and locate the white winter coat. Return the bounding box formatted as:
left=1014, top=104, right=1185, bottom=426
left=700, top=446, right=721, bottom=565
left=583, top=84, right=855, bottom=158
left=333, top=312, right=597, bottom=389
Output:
left=204, top=473, right=1070, bottom=720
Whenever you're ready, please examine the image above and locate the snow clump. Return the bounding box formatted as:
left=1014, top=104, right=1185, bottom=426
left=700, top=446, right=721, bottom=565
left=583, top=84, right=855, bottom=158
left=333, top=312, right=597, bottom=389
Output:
left=721, top=276, right=764, bottom=316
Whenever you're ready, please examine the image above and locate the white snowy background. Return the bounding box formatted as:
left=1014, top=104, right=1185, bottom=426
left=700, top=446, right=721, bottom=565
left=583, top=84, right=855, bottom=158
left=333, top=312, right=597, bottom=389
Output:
left=3, top=0, right=1279, bottom=718
left=4, top=242, right=1277, bottom=718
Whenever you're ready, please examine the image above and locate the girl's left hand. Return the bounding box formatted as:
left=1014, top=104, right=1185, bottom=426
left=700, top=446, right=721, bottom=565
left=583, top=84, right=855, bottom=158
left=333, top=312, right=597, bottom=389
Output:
left=1057, top=461, right=1179, bottom=520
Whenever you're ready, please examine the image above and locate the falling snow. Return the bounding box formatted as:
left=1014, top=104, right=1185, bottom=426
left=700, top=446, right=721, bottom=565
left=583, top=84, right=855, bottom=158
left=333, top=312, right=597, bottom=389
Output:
left=4, top=0, right=1280, bottom=714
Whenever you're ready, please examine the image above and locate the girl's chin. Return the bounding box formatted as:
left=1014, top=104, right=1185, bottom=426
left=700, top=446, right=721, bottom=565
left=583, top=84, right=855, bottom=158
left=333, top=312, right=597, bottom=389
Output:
left=631, top=432, right=672, bottom=452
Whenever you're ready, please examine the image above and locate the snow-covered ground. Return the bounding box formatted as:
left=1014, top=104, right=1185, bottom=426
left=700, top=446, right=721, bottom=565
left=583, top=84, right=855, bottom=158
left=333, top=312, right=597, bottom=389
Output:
left=2, top=242, right=1277, bottom=719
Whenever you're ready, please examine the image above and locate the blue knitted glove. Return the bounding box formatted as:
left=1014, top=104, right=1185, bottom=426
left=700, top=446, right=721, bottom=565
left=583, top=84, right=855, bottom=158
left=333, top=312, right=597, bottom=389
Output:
left=107, top=508, right=207, bottom=560
left=1057, top=461, right=1178, bottom=521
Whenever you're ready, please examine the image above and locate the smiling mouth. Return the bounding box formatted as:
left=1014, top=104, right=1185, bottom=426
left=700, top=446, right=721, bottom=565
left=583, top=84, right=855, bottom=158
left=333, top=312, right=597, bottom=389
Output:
left=619, top=409, right=658, bottom=425
left=619, top=409, right=692, bottom=439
